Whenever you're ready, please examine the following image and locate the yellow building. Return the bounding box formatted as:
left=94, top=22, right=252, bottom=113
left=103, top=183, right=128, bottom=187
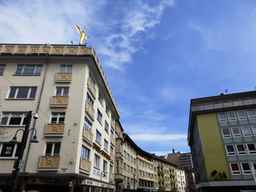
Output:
left=188, top=91, right=256, bottom=192
left=0, top=44, right=119, bottom=192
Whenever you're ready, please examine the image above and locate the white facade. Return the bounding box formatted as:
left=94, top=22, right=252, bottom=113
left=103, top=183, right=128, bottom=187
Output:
left=0, top=44, right=119, bottom=192
left=177, top=169, right=186, bottom=192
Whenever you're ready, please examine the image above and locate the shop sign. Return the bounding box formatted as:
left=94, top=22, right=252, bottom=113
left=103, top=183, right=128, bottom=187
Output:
left=93, top=169, right=107, bottom=179
left=82, top=179, right=115, bottom=189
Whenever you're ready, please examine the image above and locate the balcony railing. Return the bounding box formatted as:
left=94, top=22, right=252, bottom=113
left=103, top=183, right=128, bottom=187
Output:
left=38, top=156, right=60, bottom=170
left=109, top=173, right=114, bottom=180
left=85, top=102, right=95, bottom=120
left=50, top=96, right=69, bottom=107
left=80, top=158, right=91, bottom=172
left=55, top=73, right=72, bottom=82
left=87, top=78, right=96, bottom=98
left=83, top=128, right=93, bottom=144
left=45, top=124, right=64, bottom=137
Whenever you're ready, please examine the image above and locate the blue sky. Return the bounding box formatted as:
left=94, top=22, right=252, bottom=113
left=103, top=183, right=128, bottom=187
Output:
left=1, top=0, right=256, bottom=156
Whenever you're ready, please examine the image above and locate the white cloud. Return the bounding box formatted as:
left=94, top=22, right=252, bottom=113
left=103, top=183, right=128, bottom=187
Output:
left=130, top=134, right=187, bottom=141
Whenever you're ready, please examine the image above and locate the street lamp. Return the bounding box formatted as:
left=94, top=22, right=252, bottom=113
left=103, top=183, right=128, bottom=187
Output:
left=10, top=111, right=39, bottom=192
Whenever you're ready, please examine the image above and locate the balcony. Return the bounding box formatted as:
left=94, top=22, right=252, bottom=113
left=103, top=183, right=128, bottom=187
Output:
left=38, top=156, right=60, bottom=171
left=109, top=173, right=114, bottom=181
left=87, top=78, right=96, bottom=98
left=83, top=128, right=93, bottom=144
left=50, top=96, right=68, bottom=107
left=55, top=73, right=72, bottom=82
left=80, top=158, right=91, bottom=172
left=45, top=124, right=64, bottom=137
left=85, top=102, right=95, bottom=120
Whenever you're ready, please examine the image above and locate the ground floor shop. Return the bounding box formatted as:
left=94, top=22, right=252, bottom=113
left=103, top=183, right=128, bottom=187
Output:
left=0, top=177, right=115, bottom=192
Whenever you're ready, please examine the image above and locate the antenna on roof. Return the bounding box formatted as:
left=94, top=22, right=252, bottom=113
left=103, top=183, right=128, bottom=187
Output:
left=225, top=89, right=228, bottom=94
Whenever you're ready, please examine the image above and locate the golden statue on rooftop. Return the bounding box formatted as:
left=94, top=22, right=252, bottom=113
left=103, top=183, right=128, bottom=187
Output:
left=75, top=24, right=89, bottom=45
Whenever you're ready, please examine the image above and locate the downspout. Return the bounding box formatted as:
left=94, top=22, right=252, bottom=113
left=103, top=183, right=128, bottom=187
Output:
left=23, top=51, right=49, bottom=172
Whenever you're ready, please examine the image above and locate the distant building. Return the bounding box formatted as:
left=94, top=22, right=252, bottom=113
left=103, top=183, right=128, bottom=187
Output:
left=177, top=169, right=186, bottom=192
left=0, top=44, right=119, bottom=192
left=167, top=150, right=195, bottom=192
left=188, top=91, right=256, bottom=192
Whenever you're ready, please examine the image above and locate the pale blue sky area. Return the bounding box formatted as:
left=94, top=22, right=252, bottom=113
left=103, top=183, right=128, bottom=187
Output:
left=1, top=0, right=256, bottom=155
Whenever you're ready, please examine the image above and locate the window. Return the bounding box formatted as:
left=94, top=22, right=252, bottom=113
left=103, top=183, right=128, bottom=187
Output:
left=227, top=111, right=237, bottom=121
left=81, top=146, right=90, bottom=160
left=86, top=93, right=94, bottom=107
left=0, top=65, right=6, bottom=75
left=89, top=73, right=95, bottom=86
left=105, top=121, right=109, bottom=133
left=97, top=110, right=102, bottom=123
left=55, top=87, right=69, bottom=96
left=94, top=154, right=100, bottom=168
left=60, top=65, right=72, bottom=73
left=110, top=164, right=113, bottom=174
left=8, top=87, right=37, bottom=99
left=84, top=117, right=92, bottom=132
left=236, top=144, right=246, bottom=155
left=217, top=113, right=227, bottom=122
left=0, top=143, right=20, bottom=157
left=51, top=112, right=65, bottom=124
left=247, top=109, right=256, bottom=119
left=221, top=128, right=231, bottom=138
left=45, top=143, right=61, bottom=156
left=123, top=151, right=126, bottom=157
left=241, top=163, right=251, bottom=174
left=96, top=130, right=101, bottom=144
left=124, top=163, right=126, bottom=170
left=127, top=165, right=129, bottom=172
left=103, top=160, right=108, bottom=172
left=252, top=125, right=256, bottom=136
left=110, top=146, right=114, bottom=155
left=231, top=127, right=241, bottom=137
left=1, top=112, right=27, bottom=126
left=104, top=139, right=108, bottom=151
left=111, top=130, right=114, bottom=138
left=15, top=65, right=42, bottom=75
left=247, top=143, right=256, bottom=154
left=241, top=126, right=252, bottom=137
left=106, top=105, right=110, bottom=116
left=237, top=110, right=247, bottom=120
left=226, top=145, right=236, bottom=156
left=98, top=92, right=104, bottom=104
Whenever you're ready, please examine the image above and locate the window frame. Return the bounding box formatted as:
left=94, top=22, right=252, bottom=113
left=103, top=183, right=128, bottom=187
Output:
left=45, top=142, right=61, bottom=156
left=241, top=163, right=252, bottom=175
left=97, top=110, right=102, bottom=124
left=103, top=160, right=108, bottom=172
left=236, top=144, right=246, bottom=155
left=0, top=143, right=20, bottom=158
left=0, top=64, right=6, bottom=75
left=247, top=143, right=256, bottom=155
left=84, top=117, right=92, bottom=132
left=231, top=127, right=242, bottom=138
left=96, top=130, right=101, bottom=144
left=247, top=109, right=256, bottom=119
left=241, top=126, right=252, bottom=137
left=104, top=139, right=108, bottom=151
left=0, top=112, right=27, bottom=126
left=94, top=154, right=100, bottom=168
left=227, top=111, right=237, bottom=121
left=50, top=112, right=65, bottom=124
left=221, top=128, right=231, bottom=138
left=55, top=87, right=69, bottom=96
left=236, top=110, right=247, bottom=120
left=217, top=113, right=227, bottom=122
left=252, top=125, right=256, bottom=136
left=8, top=87, right=37, bottom=99
left=81, top=145, right=90, bottom=160
left=15, top=64, right=42, bottom=75
left=60, top=65, right=72, bottom=73
left=225, top=145, right=236, bottom=156
left=104, top=121, right=109, bottom=133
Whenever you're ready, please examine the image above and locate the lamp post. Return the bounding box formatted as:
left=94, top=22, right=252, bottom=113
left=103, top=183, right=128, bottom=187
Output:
left=10, top=111, right=39, bottom=192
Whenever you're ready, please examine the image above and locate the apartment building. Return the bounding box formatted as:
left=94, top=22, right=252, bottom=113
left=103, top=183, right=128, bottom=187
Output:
left=150, top=154, right=177, bottom=191
left=0, top=44, right=119, bottom=192
left=167, top=151, right=195, bottom=192
left=188, top=91, right=256, bottom=192
left=176, top=169, right=186, bottom=192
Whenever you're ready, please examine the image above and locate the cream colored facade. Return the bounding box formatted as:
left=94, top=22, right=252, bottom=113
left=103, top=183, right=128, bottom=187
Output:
left=0, top=44, right=119, bottom=192
left=177, top=169, right=186, bottom=192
